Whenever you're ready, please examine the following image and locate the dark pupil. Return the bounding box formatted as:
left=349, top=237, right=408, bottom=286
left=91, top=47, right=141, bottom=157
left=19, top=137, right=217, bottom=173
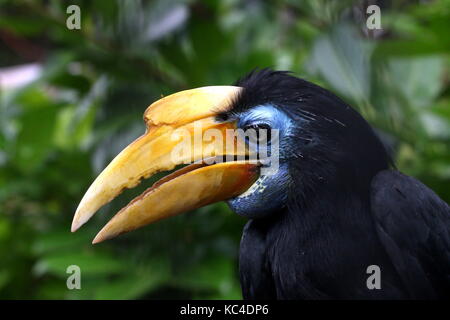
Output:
left=245, top=124, right=272, bottom=143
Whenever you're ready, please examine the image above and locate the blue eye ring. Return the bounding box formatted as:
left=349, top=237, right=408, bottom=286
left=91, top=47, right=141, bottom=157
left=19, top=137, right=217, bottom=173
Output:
left=243, top=122, right=272, bottom=131
left=243, top=122, right=273, bottom=144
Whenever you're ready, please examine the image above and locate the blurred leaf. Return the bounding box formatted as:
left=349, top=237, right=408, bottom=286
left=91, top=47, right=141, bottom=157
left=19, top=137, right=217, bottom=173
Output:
left=32, top=229, right=92, bottom=255
left=94, top=261, right=169, bottom=299
left=388, top=56, right=445, bottom=108
left=13, top=89, right=61, bottom=171
left=49, top=73, right=91, bottom=95
left=174, top=254, right=241, bottom=298
left=34, top=251, right=127, bottom=278
left=309, top=24, right=372, bottom=105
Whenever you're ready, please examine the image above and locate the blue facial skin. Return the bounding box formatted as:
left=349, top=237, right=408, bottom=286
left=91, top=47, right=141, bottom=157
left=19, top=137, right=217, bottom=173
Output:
left=227, top=105, right=294, bottom=219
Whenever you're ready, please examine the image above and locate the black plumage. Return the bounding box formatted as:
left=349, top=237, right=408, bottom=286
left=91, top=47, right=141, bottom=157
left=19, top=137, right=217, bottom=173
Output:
left=226, top=69, right=450, bottom=299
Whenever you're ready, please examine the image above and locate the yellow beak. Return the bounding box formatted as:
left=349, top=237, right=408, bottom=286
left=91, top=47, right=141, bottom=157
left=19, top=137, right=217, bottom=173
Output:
left=71, top=86, right=259, bottom=243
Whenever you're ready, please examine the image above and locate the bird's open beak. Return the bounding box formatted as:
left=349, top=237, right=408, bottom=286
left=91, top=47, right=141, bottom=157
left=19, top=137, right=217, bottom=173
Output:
left=71, top=86, right=259, bottom=243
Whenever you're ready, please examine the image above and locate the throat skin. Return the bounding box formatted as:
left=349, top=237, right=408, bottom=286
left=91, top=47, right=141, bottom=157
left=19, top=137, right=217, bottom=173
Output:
left=239, top=183, right=408, bottom=300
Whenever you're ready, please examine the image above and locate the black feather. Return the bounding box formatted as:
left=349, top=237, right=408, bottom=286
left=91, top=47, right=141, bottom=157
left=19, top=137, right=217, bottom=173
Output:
left=371, top=170, right=450, bottom=299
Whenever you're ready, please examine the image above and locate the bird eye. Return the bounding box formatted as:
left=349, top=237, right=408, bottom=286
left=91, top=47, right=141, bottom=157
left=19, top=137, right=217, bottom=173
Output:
left=243, top=122, right=272, bottom=145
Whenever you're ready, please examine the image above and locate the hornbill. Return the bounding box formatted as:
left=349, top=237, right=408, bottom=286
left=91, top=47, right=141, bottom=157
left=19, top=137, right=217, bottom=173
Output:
left=72, top=69, right=450, bottom=299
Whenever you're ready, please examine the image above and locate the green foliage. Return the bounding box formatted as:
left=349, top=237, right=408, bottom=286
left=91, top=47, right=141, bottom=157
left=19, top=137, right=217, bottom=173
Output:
left=0, top=0, right=449, bottom=299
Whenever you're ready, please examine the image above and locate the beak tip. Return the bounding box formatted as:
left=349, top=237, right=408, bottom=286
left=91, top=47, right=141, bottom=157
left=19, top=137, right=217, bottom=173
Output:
left=92, top=232, right=106, bottom=244
left=71, top=222, right=79, bottom=233
left=71, top=207, right=92, bottom=232
left=71, top=217, right=83, bottom=232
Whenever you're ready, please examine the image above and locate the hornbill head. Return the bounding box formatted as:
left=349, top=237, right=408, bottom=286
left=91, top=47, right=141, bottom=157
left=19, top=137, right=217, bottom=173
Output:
left=72, top=69, right=389, bottom=243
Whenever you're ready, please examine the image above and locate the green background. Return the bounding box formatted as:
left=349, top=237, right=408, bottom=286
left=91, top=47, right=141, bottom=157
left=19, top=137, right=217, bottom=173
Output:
left=0, top=0, right=449, bottom=299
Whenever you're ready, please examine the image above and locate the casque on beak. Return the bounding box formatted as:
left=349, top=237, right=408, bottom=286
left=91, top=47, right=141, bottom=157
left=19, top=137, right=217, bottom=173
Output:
left=71, top=86, right=259, bottom=243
